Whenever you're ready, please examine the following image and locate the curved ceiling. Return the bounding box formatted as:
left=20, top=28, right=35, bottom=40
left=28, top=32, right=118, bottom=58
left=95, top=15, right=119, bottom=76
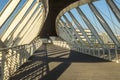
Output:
left=39, top=0, right=78, bottom=38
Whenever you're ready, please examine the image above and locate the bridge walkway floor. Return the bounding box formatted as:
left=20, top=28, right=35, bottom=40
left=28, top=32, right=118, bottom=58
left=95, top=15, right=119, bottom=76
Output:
left=9, top=44, right=120, bottom=80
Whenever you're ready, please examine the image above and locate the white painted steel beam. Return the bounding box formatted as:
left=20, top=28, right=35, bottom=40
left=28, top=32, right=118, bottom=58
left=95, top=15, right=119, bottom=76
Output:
left=58, top=23, right=72, bottom=43
left=17, top=10, right=44, bottom=45
left=0, top=0, right=20, bottom=27
left=1, top=0, right=34, bottom=42
left=62, top=15, right=86, bottom=47
left=20, top=12, right=44, bottom=45
left=59, top=20, right=73, bottom=41
left=5, top=2, right=40, bottom=43
left=106, top=0, right=120, bottom=23
left=76, top=7, right=105, bottom=48
left=57, top=25, right=67, bottom=40
left=89, top=3, right=120, bottom=47
left=18, top=9, right=43, bottom=39
left=6, top=5, right=43, bottom=46
left=10, top=6, right=43, bottom=46
left=59, top=19, right=81, bottom=46
left=68, top=11, right=93, bottom=46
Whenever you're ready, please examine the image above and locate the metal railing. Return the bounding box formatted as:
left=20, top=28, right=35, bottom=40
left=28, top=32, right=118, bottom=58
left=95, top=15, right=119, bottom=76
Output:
left=51, top=37, right=120, bottom=63
left=0, top=40, right=42, bottom=80
left=55, top=0, right=120, bottom=63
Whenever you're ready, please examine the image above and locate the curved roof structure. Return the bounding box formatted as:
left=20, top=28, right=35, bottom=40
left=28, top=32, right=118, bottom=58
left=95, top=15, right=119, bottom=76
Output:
left=40, top=0, right=79, bottom=37
left=1, top=0, right=120, bottom=79
left=0, top=0, right=48, bottom=47
left=0, top=0, right=120, bottom=48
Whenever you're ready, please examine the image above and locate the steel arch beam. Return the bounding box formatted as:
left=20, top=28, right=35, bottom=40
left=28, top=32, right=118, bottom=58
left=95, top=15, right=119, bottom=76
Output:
left=0, top=0, right=20, bottom=27
left=62, top=15, right=86, bottom=47
left=1, top=0, right=34, bottom=42
left=106, top=0, right=120, bottom=23
left=40, top=0, right=96, bottom=38
left=5, top=1, right=41, bottom=44
left=57, top=23, right=72, bottom=43
left=67, top=11, right=93, bottom=46
left=76, top=7, right=105, bottom=48
left=59, top=19, right=82, bottom=46
left=89, top=3, right=120, bottom=47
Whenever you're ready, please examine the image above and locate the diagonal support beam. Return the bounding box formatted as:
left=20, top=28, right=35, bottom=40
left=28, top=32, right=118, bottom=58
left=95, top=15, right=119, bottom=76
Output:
left=62, top=15, right=86, bottom=47
left=76, top=7, right=105, bottom=48
left=106, top=0, right=120, bottom=23
left=4, top=1, right=41, bottom=44
left=89, top=3, right=120, bottom=47
left=1, top=0, right=35, bottom=42
left=0, top=0, right=21, bottom=27
left=59, top=20, right=73, bottom=40
left=68, top=11, right=93, bottom=46
left=59, top=19, right=81, bottom=46
left=0, top=40, right=6, bottom=48
left=57, top=23, right=71, bottom=42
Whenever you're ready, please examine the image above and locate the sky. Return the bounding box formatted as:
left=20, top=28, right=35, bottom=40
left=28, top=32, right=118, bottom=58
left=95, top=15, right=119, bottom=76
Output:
left=0, top=0, right=9, bottom=11
left=0, top=0, right=27, bottom=35
left=0, top=0, right=120, bottom=36
left=64, top=0, right=120, bottom=35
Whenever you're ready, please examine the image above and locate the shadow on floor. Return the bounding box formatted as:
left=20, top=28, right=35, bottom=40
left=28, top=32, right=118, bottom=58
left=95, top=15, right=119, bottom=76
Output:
left=9, top=44, right=110, bottom=80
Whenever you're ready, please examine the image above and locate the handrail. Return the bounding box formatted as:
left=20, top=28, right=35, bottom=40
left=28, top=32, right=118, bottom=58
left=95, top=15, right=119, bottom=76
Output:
left=0, top=40, right=41, bottom=51
left=55, top=0, right=120, bottom=63
left=0, top=39, right=42, bottom=80
left=0, top=44, right=30, bottom=51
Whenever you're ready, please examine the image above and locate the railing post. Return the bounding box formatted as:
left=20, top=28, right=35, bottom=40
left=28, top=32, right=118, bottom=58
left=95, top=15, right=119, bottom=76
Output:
left=103, top=48, right=105, bottom=59
left=82, top=46, right=84, bottom=53
left=93, top=47, right=95, bottom=56
left=0, top=40, right=42, bottom=80
left=30, top=44, right=34, bottom=55
left=115, top=46, right=119, bottom=63
left=89, top=47, right=91, bottom=55
left=0, top=50, right=6, bottom=80
left=98, top=48, right=100, bottom=57
left=19, top=46, right=22, bottom=66
left=108, top=47, right=112, bottom=61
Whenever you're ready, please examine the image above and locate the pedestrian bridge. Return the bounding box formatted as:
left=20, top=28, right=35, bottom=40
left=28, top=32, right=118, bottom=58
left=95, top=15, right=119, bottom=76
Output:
left=0, top=0, right=120, bottom=80
left=9, top=44, right=120, bottom=80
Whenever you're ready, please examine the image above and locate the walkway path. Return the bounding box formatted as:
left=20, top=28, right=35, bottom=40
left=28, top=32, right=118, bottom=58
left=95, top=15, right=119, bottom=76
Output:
left=9, top=44, right=120, bottom=80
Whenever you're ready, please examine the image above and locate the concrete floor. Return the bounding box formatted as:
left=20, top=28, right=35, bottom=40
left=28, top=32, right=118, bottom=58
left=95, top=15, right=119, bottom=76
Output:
left=10, top=44, right=120, bottom=80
